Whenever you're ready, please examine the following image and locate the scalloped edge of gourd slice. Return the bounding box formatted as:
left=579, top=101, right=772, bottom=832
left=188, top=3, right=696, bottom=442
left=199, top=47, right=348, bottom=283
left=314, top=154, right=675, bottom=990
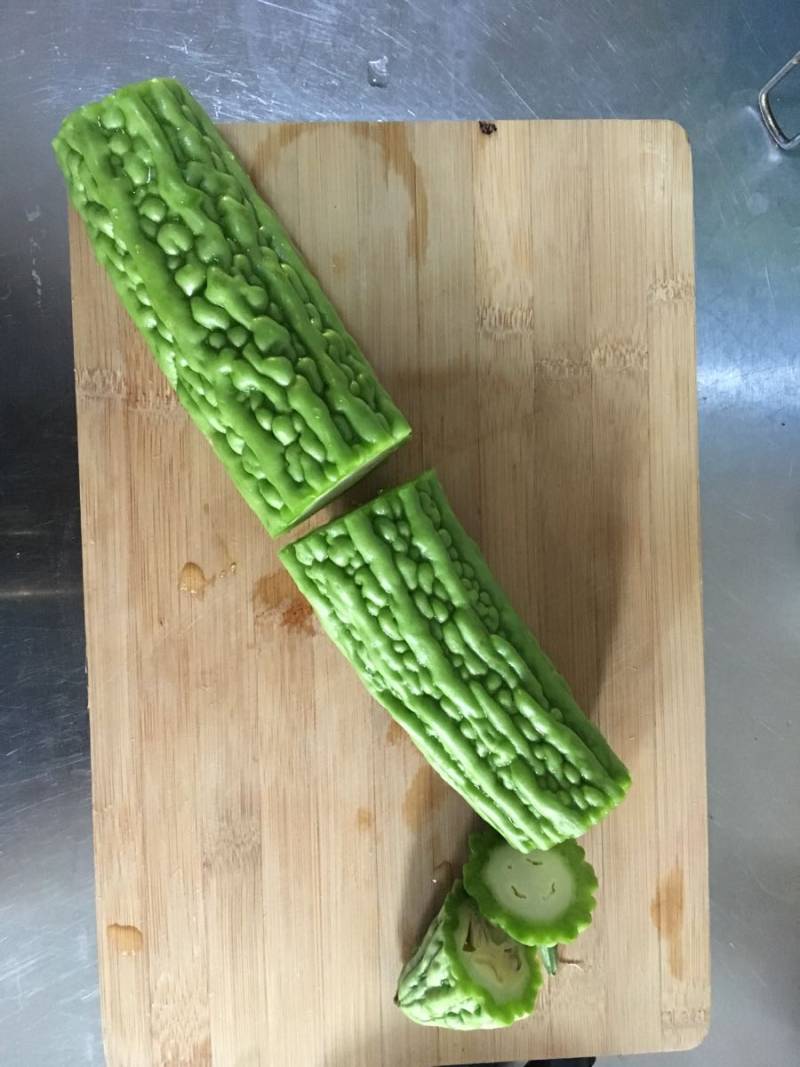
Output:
left=395, top=881, right=542, bottom=1029
left=463, top=828, right=598, bottom=947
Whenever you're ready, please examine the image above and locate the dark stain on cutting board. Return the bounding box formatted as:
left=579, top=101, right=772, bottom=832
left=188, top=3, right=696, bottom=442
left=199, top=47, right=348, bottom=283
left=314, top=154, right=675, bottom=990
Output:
left=385, top=719, right=410, bottom=748
left=402, top=762, right=447, bottom=832
left=355, top=807, right=375, bottom=834
left=353, top=122, right=429, bottom=261
left=252, top=570, right=315, bottom=635
left=651, top=863, right=685, bottom=979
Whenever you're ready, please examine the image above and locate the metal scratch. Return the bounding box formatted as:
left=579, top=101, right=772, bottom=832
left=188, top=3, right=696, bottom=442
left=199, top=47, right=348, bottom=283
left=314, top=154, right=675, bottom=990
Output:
left=254, top=0, right=332, bottom=26
left=764, top=264, right=776, bottom=314
left=29, top=236, right=42, bottom=308
left=485, top=56, right=539, bottom=117
left=373, top=24, right=412, bottom=50
left=497, top=70, right=539, bottom=117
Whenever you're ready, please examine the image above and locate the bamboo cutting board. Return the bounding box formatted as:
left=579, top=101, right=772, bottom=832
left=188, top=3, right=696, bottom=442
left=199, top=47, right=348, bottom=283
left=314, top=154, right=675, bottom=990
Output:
left=69, top=119, right=709, bottom=1065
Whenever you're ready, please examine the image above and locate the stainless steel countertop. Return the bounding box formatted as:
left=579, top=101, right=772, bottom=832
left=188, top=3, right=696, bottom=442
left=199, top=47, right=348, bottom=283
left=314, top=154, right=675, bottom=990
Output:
left=2, top=2, right=798, bottom=1064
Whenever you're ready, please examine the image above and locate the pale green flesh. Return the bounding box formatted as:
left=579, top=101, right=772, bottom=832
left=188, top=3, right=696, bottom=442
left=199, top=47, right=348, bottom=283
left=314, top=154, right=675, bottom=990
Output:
left=485, top=843, right=576, bottom=923
left=288, top=443, right=398, bottom=525
left=455, top=901, right=529, bottom=1005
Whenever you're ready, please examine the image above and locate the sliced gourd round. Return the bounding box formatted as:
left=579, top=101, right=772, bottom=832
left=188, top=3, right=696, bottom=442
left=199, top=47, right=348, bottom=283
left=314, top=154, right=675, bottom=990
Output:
left=395, top=880, right=542, bottom=1029
left=463, top=828, right=598, bottom=947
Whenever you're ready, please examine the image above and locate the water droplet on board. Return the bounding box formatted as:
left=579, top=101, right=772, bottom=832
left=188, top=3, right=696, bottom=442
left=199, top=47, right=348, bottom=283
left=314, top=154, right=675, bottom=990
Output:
left=431, top=860, right=453, bottom=886
left=367, top=56, right=390, bottom=89
left=178, top=561, right=208, bottom=597
left=107, top=923, right=143, bottom=955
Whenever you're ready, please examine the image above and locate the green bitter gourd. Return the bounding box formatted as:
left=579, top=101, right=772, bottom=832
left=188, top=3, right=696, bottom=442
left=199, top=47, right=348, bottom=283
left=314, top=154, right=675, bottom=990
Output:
left=395, top=881, right=541, bottom=1029
left=281, top=470, right=631, bottom=851
left=53, top=78, right=410, bottom=535
left=463, top=828, right=598, bottom=946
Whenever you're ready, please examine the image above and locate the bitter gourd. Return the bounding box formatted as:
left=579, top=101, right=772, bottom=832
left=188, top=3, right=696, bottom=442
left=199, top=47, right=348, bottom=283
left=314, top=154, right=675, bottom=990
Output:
left=281, top=470, right=630, bottom=851
left=395, top=881, right=541, bottom=1029
left=53, top=78, right=410, bottom=535
left=539, top=944, right=559, bottom=976
left=463, top=828, right=597, bottom=946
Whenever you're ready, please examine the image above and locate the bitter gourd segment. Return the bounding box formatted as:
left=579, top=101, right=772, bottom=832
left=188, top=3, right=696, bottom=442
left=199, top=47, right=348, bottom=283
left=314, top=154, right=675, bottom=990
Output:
left=53, top=78, right=410, bottom=535
left=395, top=881, right=541, bottom=1029
left=281, top=470, right=631, bottom=851
left=463, top=828, right=598, bottom=946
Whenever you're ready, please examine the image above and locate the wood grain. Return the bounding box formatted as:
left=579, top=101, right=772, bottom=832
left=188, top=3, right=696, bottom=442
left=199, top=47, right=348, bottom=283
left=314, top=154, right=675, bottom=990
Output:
left=69, top=119, right=708, bottom=1065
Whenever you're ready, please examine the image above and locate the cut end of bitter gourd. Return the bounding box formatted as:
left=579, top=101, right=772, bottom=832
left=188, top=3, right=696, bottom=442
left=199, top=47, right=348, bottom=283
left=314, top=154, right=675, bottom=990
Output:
left=53, top=78, right=410, bottom=536
left=395, top=881, right=541, bottom=1029
left=281, top=470, right=631, bottom=851
left=463, top=829, right=598, bottom=947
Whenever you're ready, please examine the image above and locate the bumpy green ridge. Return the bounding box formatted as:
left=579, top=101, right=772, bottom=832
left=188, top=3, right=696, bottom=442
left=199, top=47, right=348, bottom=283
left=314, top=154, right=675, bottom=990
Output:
left=281, top=470, right=631, bottom=851
left=463, top=829, right=598, bottom=946
left=395, top=881, right=541, bottom=1029
left=53, top=78, right=410, bottom=535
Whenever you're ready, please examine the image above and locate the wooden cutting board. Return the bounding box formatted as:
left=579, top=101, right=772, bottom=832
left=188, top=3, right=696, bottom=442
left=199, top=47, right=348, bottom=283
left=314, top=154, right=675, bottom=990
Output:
left=69, top=119, right=709, bottom=1066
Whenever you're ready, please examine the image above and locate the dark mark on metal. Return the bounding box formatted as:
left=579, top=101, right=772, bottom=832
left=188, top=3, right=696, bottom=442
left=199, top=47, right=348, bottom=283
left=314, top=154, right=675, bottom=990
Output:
left=367, top=56, right=390, bottom=89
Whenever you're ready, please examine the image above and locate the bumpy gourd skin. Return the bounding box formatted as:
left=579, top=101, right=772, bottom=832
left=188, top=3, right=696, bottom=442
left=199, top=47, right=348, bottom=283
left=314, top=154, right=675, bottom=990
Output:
left=463, top=829, right=598, bottom=947
left=53, top=78, right=411, bottom=535
left=395, top=881, right=541, bottom=1029
left=281, top=470, right=631, bottom=851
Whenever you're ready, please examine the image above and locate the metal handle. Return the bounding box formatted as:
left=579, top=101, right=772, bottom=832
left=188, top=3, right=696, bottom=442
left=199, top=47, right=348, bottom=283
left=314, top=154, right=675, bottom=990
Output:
left=758, top=51, right=800, bottom=150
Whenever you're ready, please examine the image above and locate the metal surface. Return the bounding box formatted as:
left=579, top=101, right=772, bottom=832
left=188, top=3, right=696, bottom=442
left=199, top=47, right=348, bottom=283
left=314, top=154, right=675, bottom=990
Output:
left=759, top=51, right=800, bottom=150
left=1, top=2, right=797, bottom=1065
